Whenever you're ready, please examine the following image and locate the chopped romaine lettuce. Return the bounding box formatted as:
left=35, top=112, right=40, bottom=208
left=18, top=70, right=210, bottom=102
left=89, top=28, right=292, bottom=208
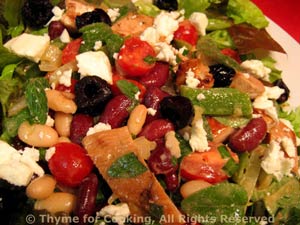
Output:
left=260, top=57, right=282, bottom=83
left=0, top=0, right=24, bottom=37
left=279, top=106, right=300, bottom=137
left=226, top=0, right=269, bottom=29
left=0, top=46, right=22, bottom=70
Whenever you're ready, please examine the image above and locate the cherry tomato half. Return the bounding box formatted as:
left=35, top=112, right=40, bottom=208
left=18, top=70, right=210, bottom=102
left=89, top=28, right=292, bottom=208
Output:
left=48, top=142, right=93, bottom=187
left=180, top=144, right=235, bottom=184
left=174, top=20, right=198, bottom=46
left=61, top=38, right=82, bottom=64
left=116, top=37, right=156, bottom=77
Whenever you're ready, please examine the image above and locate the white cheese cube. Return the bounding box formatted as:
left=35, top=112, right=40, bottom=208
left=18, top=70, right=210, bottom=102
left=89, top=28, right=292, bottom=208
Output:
left=4, top=33, right=50, bottom=63
left=76, top=51, right=113, bottom=84
left=189, top=12, right=208, bottom=36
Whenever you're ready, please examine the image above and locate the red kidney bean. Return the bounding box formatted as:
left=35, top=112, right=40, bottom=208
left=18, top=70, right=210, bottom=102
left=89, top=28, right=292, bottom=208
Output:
left=165, top=171, right=179, bottom=192
left=138, top=119, right=174, bottom=141
left=70, top=114, right=94, bottom=145
left=143, top=87, right=170, bottom=110
left=148, top=143, right=177, bottom=175
left=139, top=62, right=170, bottom=88
left=99, top=95, right=132, bottom=128
left=48, top=21, right=65, bottom=40
left=229, top=117, right=267, bottom=152
left=143, top=87, right=170, bottom=123
left=75, top=173, right=99, bottom=225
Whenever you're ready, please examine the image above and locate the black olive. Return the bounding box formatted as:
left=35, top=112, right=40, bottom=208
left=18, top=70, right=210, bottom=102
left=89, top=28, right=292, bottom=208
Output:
left=153, top=0, right=178, bottom=11
left=273, top=79, right=290, bottom=104
left=159, top=96, right=194, bottom=129
left=22, top=0, right=54, bottom=28
left=0, top=180, right=27, bottom=221
left=209, top=64, right=236, bottom=87
left=75, top=76, right=113, bottom=116
left=76, top=8, right=112, bottom=30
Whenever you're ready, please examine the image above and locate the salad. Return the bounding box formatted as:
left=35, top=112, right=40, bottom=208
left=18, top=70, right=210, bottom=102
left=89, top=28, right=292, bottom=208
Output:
left=0, top=0, right=300, bottom=225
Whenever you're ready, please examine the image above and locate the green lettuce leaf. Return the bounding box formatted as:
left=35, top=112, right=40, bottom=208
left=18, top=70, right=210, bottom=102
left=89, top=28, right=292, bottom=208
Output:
left=1, top=108, right=30, bottom=142
left=226, top=0, right=269, bottom=29
left=197, top=36, right=241, bottom=70
left=279, top=106, right=300, bottom=138
left=181, top=183, right=248, bottom=225
left=0, top=46, right=22, bottom=70
left=206, top=29, right=235, bottom=49
left=0, top=0, right=24, bottom=37
left=260, top=57, right=282, bottom=83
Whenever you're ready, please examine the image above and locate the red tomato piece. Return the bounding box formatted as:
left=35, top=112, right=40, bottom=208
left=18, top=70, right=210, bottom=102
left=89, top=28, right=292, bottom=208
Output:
left=180, top=145, right=229, bottom=184
left=174, top=20, right=198, bottom=46
left=116, top=37, right=156, bottom=77
left=221, top=48, right=241, bottom=63
left=61, top=38, right=82, bottom=64
left=48, top=142, right=94, bottom=187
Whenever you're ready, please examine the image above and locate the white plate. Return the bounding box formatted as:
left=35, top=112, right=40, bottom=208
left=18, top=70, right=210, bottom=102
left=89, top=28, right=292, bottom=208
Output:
left=266, top=18, right=300, bottom=107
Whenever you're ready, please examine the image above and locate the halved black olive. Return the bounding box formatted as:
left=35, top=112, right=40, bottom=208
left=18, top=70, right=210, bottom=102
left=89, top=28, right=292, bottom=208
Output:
left=159, top=96, right=194, bottom=129
left=75, top=76, right=113, bottom=116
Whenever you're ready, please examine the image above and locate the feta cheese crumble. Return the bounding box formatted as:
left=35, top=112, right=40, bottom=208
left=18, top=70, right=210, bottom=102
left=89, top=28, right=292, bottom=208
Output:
left=147, top=108, right=157, bottom=116
left=261, top=140, right=295, bottom=180
left=241, top=60, right=271, bottom=81
left=0, top=141, right=44, bottom=186
left=189, top=118, right=209, bottom=152
left=60, top=29, right=71, bottom=43
left=252, top=86, right=284, bottom=121
left=189, top=12, right=208, bottom=36
left=107, top=8, right=120, bottom=22
left=4, top=33, right=50, bottom=63
left=185, top=69, right=200, bottom=88
left=76, top=51, right=113, bottom=84
left=86, top=122, right=112, bottom=136
left=97, top=203, right=130, bottom=225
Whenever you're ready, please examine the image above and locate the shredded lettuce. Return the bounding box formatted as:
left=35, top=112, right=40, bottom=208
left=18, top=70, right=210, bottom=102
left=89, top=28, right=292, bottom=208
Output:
left=197, top=36, right=241, bottom=71
left=279, top=106, right=300, bottom=137
left=226, top=0, right=269, bottom=29
left=0, top=46, right=22, bottom=70
left=261, top=57, right=282, bottom=83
